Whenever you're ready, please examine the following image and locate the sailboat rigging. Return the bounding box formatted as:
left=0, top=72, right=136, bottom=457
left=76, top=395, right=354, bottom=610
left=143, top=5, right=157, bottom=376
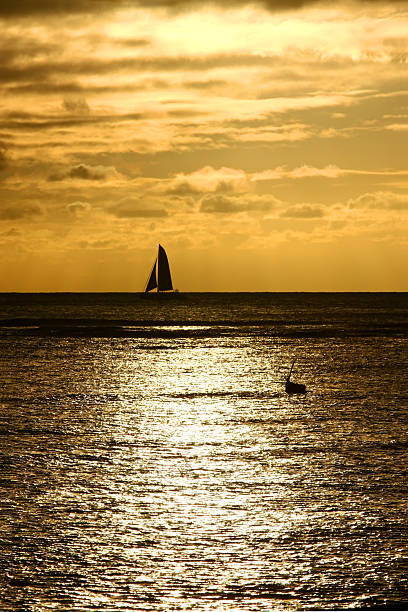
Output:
left=144, top=244, right=174, bottom=293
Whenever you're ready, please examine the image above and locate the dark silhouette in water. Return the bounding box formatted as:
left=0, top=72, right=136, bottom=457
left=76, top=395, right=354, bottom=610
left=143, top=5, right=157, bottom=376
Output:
left=285, top=358, right=306, bottom=394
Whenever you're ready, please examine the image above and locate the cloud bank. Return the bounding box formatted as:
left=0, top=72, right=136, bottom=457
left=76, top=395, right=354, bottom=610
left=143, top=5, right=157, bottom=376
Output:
left=0, top=0, right=405, bottom=18
left=0, top=0, right=407, bottom=290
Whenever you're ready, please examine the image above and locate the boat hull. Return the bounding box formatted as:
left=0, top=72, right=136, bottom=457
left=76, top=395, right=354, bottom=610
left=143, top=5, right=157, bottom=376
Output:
left=140, top=291, right=182, bottom=300
left=285, top=380, right=306, bottom=394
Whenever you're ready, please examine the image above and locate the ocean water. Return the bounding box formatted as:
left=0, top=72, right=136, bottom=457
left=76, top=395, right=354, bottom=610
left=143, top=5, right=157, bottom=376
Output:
left=0, top=292, right=407, bottom=612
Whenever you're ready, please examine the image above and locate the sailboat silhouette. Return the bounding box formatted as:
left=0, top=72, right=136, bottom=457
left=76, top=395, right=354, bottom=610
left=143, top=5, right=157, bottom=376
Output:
left=144, top=244, right=174, bottom=293
left=285, top=359, right=306, bottom=394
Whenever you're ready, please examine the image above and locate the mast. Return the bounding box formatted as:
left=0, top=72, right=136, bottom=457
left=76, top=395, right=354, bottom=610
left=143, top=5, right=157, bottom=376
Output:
left=287, top=358, right=296, bottom=381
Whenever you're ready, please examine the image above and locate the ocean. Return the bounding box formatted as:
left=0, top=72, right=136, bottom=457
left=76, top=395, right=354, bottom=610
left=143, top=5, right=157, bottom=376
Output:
left=0, top=292, right=407, bottom=611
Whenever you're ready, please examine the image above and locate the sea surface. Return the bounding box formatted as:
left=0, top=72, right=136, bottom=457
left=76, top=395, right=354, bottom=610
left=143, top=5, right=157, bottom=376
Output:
left=0, top=292, right=407, bottom=612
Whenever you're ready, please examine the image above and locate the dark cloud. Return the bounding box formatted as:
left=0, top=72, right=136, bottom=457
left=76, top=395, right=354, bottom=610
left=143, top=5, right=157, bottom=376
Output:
left=48, top=164, right=118, bottom=181
left=200, top=195, right=240, bottom=213
left=62, top=96, right=90, bottom=115
left=4, top=82, right=85, bottom=96
left=280, top=204, right=324, bottom=218
left=0, top=0, right=116, bottom=16
left=165, top=181, right=202, bottom=196
left=0, top=0, right=401, bottom=18
left=2, top=39, right=369, bottom=105
left=4, top=80, right=171, bottom=96
left=349, top=192, right=408, bottom=210
left=0, top=53, right=279, bottom=87
left=0, top=142, right=7, bottom=171
left=0, top=112, right=97, bottom=131
left=2, top=227, right=21, bottom=237
left=167, top=109, right=207, bottom=118
left=0, top=36, right=59, bottom=63
left=0, top=36, right=153, bottom=93
left=77, top=238, right=114, bottom=250
left=0, top=111, right=143, bottom=131
left=66, top=201, right=90, bottom=215
left=184, top=79, right=228, bottom=90
left=200, top=194, right=274, bottom=213
left=214, top=180, right=237, bottom=194
left=108, top=199, right=168, bottom=218
left=117, top=37, right=151, bottom=48
left=0, top=202, right=42, bottom=220
left=69, top=165, right=105, bottom=180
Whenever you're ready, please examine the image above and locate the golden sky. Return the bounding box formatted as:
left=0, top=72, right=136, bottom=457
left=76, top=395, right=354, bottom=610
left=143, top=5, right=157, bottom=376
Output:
left=0, top=0, right=407, bottom=291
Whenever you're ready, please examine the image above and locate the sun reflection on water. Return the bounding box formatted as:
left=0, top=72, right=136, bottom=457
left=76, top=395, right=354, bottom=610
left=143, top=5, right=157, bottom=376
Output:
left=88, top=338, right=308, bottom=607
left=2, top=322, right=406, bottom=611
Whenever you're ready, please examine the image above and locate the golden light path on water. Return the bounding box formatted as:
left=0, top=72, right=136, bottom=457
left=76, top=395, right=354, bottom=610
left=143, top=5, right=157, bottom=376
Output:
left=74, top=335, right=329, bottom=611
left=1, top=307, right=406, bottom=612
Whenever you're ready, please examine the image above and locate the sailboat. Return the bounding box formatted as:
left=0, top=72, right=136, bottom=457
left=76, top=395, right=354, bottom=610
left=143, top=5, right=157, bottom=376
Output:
left=285, top=358, right=306, bottom=394
left=144, top=244, right=175, bottom=294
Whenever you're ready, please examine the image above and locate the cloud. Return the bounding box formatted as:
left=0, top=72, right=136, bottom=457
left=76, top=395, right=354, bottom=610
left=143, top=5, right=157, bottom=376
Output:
left=286, top=165, right=345, bottom=179
left=114, top=37, right=150, bottom=48
left=0, top=112, right=97, bottom=131
left=200, top=194, right=276, bottom=214
left=200, top=195, right=241, bottom=214
left=175, top=166, right=250, bottom=193
left=184, top=79, right=228, bottom=90
left=349, top=191, right=408, bottom=210
left=165, top=181, right=202, bottom=197
left=62, top=96, right=90, bottom=115
left=48, top=164, right=120, bottom=182
left=252, top=165, right=346, bottom=181
left=1, top=227, right=21, bottom=237
left=69, top=165, right=109, bottom=180
left=0, top=52, right=289, bottom=86
left=66, top=201, right=91, bottom=216
left=0, top=0, right=403, bottom=18
left=0, top=202, right=42, bottom=220
left=0, top=0, right=106, bottom=16
left=108, top=199, right=168, bottom=218
left=0, top=143, right=8, bottom=171
left=280, top=204, right=325, bottom=218
left=0, top=109, right=145, bottom=131
left=77, top=239, right=115, bottom=250
left=386, top=123, right=408, bottom=131
left=251, top=165, right=408, bottom=181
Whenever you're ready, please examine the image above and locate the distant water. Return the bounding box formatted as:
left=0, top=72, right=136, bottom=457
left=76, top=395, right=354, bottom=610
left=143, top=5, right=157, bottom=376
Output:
left=0, top=293, right=407, bottom=611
